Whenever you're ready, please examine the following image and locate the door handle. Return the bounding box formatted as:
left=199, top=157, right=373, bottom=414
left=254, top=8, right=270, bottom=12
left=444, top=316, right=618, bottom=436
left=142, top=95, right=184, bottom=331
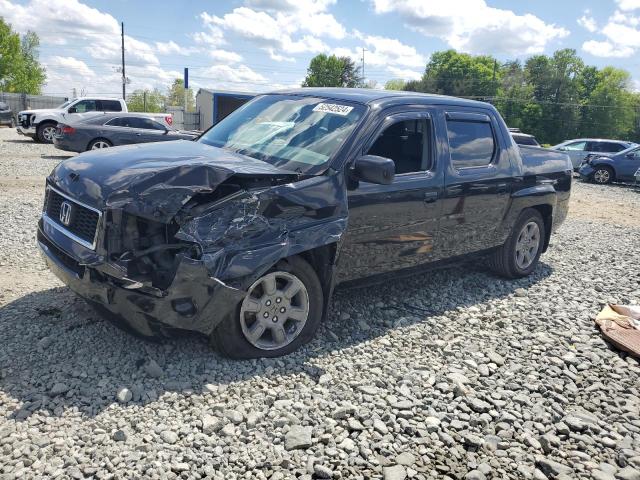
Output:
left=136, top=133, right=142, bottom=136
left=497, top=183, right=508, bottom=195
left=424, top=191, right=438, bottom=204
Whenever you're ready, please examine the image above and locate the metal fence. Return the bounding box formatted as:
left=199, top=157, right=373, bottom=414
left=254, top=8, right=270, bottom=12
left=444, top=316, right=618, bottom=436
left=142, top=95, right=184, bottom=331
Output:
left=184, top=111, right=201, bottom=131
left=0, top=92, right=68, bottom=114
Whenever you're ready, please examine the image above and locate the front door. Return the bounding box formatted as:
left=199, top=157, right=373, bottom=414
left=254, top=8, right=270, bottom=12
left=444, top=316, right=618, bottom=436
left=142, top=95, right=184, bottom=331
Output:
left=338, top=111, right=444, bottom=282
left=616, top=147, right=640, bottom=181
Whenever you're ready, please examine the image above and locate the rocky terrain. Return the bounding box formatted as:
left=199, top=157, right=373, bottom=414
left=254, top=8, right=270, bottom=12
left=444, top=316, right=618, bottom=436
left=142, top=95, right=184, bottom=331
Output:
left=0, top=127, right=639, bottom=479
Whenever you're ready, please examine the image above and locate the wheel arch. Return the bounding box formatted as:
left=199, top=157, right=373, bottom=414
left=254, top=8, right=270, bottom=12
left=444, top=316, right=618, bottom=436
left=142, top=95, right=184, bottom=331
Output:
left=592, top=163, right=616, bottom=181
left=296, top=243, right=338, bottom=321
left=529, top=204, right=553, bottom=252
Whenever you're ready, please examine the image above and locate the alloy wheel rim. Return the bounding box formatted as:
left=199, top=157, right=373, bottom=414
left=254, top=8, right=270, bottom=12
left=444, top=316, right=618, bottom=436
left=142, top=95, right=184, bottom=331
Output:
left=515, top=221, right=540, bottom=270
left=92, top=141, right=110, bottom=149
left=594, top=169, right=610, bottom=183
left=239, top=271, right=309, bottom=350
left=43, top=126, right=55, bottom=141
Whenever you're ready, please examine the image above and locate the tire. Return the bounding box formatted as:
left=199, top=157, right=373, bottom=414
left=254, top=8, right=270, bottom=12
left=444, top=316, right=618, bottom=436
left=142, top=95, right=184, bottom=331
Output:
left=489, top=208, right=545, bottom=279
left=592, top=166, right=613, bottom=185
left=36, top=122, right=57, bottom=143
left=87, top=138, right=112, bottom=150
left=212, top=256, right=324, bottom=359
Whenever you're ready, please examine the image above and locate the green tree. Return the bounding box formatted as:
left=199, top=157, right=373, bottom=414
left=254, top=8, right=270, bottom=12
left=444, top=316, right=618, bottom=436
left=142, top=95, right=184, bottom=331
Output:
left=0, top=18, right=46, bottom=93
left=127, top=88, right=166, bottom=112
left=384, top=79, right=406, bottom=90
left=302, top=54, right=361, bottom=88
left=405, top=50, right=501, bottom=98
left=581, top=67, right=636, bottom=140
left=166, top=78, right=194, bottom=111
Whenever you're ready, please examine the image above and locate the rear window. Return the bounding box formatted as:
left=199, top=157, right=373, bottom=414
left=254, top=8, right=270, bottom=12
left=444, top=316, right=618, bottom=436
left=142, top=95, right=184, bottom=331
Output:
left=105, top=117, right=130, bottom=127
left=512, top=134, right=539, bottom=146
left=100, top=100, right=122, bottom=112
left=447, top=120, right=496, bottom=168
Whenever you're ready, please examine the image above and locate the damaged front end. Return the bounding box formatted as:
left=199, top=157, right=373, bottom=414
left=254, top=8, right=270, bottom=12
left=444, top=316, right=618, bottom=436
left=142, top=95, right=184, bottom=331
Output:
left=38, top=151, right=348, bottom=337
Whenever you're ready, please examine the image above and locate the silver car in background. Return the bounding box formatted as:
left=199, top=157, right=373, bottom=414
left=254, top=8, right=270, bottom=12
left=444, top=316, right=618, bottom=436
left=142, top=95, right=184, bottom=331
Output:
left=551, top=138, right=637, bottom=170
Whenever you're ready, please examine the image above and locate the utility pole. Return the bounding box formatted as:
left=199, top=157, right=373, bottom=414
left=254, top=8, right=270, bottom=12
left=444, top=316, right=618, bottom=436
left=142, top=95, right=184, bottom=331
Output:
left=361, top=48, right=366, bottom=87
left=121, top=22, right=126, bottom=100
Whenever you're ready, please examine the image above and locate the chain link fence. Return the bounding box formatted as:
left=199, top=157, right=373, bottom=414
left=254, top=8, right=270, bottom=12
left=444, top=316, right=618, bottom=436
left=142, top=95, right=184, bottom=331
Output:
left=0, top=92, right=69, bottom=115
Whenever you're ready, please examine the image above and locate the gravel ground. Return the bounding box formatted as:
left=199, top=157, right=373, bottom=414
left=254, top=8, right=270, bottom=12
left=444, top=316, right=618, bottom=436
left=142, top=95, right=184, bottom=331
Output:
left=1, top=126, right=640, bottom=480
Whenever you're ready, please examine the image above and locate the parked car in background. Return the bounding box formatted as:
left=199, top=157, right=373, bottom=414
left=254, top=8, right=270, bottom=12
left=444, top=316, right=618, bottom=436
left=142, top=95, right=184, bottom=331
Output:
left=17, top=97, right=128, bottom=143
left=551, top=138, right=637, bottom=170
left=53, top=113, right=197, bottom=152
left=578, top=145, right=640, bottom=184
left=38, top=88, right=572, bottom=358
left=510, top=131, right=540, bottom=147
left=0, top=102, right=15, bottom=127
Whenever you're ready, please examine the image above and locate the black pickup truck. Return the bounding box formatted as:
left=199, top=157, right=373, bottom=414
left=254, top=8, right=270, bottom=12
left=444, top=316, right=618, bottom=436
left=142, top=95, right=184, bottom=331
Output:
left=38, top=88, right=572, bottom=358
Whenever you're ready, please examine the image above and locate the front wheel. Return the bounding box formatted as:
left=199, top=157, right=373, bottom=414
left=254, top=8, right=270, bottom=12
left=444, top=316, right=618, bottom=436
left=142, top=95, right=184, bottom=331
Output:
left=212, top=256, right=323, bottom=359
left=592, top=166, right=613, bottom=184
left=36, top=122, right=57, bottom=143
left=489, top=209, right=545, bottom=279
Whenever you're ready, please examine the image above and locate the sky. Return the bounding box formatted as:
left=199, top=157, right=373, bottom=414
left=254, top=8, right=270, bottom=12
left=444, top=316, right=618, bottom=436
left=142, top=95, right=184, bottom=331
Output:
left=2, top=0, right=640, bottom=98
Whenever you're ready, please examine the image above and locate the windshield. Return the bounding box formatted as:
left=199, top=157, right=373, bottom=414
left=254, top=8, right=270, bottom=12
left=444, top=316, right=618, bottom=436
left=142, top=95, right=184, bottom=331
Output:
left=198, top=95, right=366, bottom=173
left=57, top=100, right=73, bottom=109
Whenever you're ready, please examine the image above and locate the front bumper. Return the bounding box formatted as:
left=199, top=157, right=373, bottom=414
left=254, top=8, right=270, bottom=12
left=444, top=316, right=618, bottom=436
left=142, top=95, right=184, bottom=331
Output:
left=37, top=222, right=245, bottom=337
left=17, top=125, right=36, bottom=137
left=578, top=164, right=595, bottom=180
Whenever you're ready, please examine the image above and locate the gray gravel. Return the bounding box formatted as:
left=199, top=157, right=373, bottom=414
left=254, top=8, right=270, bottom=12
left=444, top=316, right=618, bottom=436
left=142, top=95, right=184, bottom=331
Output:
left=1, top=126, right=640, bottom=479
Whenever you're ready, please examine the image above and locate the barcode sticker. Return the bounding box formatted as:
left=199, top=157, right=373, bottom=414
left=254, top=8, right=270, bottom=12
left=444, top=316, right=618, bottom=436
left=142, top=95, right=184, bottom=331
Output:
left=313, top=103, right=354, bottom=116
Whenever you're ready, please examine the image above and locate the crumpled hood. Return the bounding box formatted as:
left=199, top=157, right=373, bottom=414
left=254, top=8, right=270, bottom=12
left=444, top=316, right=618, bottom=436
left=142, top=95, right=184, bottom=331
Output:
left=50, top=140, right=298, bottom=221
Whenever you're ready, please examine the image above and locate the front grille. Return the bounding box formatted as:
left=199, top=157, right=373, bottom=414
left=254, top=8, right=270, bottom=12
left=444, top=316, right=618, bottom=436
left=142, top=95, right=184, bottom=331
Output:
left=45, top=188, right=100, bottom=246
left=38, top=229, right=84, bottom=276
left=20, top=113, right=32, bottom=128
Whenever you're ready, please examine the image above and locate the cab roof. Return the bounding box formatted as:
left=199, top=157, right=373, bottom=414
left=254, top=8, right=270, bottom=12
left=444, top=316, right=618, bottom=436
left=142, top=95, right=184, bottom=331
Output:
left=273, top=87, right=492, bottom=109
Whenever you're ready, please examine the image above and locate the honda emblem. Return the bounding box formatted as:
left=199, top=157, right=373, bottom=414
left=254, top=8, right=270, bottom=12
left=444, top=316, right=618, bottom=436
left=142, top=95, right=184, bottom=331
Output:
left=59, top=201, right=73, bottom=226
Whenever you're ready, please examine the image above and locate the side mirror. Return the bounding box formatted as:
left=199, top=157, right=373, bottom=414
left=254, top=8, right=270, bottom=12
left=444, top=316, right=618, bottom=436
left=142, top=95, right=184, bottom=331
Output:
left=68, top=107, right=77, bottom=113
left=352, top=155, right=395, bottom=185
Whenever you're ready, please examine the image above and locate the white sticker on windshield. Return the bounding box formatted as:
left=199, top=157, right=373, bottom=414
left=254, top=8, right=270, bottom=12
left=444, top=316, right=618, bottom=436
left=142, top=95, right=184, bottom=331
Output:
left=313, top=103, right=354, bottom=116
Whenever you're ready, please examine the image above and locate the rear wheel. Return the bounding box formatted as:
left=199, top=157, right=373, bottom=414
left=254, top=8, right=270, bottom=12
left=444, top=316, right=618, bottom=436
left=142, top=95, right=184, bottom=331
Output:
left=489, top=209, right=545, bottom=279
left=592, top=166, right=613, bottom=184
left=36, top=122, right=56, bottom=143
left=88, top=138, right=112, bottom=150
left=212, top=256, right=323, bottom=359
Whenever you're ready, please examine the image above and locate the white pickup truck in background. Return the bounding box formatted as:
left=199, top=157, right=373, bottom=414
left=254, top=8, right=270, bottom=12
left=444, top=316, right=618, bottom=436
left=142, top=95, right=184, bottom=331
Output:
left=17, top=97, right=128, bottom=143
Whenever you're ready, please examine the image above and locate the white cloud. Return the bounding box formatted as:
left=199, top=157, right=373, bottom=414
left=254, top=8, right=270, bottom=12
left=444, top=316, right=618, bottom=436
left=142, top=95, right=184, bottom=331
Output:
left=155, top=41, right=198, bottom=56
left=386, top=66, right=422, bottom=81
left=617, top=0, right=640, bottom=11
left=371, top=0, right=568, bottom=55
left=200, top=64, right=266, bottom=84
left=581, top=5, right=640, bottom=58
left=197, top=2, right=343, bottom=62
left=578, top=11, right=597, bottom=33
left=209, top=50, right=243, bottom=63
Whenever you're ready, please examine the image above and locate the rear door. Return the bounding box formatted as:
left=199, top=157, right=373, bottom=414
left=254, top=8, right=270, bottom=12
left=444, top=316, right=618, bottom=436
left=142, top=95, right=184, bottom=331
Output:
left=103, top=117, right=138, bottom=145
left=339, top=109, right=445, bottom=281
left=439, top=110, right=513, bottom=257
left=560, top=141, right=587, bottom=169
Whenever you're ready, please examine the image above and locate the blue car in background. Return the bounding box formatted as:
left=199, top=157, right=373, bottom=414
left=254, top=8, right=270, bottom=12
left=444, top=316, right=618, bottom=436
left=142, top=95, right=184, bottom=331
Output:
left=578, top=145, right=640, bottom=184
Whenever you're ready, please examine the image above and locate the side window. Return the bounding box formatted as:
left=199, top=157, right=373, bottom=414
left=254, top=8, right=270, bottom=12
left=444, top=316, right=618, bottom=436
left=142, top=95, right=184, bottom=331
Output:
left=447, top=120, right=495, bottom=168
left=106, top=117, right=127, bottom=127
left=100, top=100, right=122, bottom=112
left=366, top=118, right=430, bottom=174
left=564, top=141, right=587, bottom=151
left=604, top=142, right=625, bottom=153
left=133, top=117, right=166, bottom=130
left=73, top=100, right=97, bottom=113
